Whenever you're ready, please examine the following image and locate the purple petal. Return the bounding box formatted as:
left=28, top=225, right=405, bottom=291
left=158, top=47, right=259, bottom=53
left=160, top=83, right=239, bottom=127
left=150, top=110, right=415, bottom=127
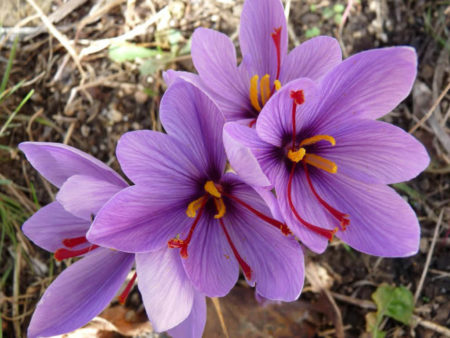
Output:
left=87, top=184, right=190, bottom=253
left=315, top=173, right=421, bottom=257
left=56, top=175, right=124, bottom=221
left=221, top=173, right=304, bottom=301
left=319, top=119, right=430, bottom=184
left=166, top=292, right=206, bottom=338
left=191, top=27, right=251, bottom=120
left=163, top=70, right=203, bottom=88
left=182, top=215, right=239, bottom=297
left=317, top=47, right=417, bottom=122
left=22, top=202, right=89, bottom=252
left=19, top=142, right=126, bottom=188
left=159, top=80, right=226, bottom=176
left=239, top=0, right=288, bottom=79
left=256, top=78, right=320, bottom=147
left=136, top=249, right=195, bottom=332
left=223, top=122, right=271, bottom=188
left=27, top=249, right=133, bottom=338
left=275, top=168, right=331, bottom=254
left=280, top=36, right=342, bottom=83
left=116, top=130, right=207, bottom=185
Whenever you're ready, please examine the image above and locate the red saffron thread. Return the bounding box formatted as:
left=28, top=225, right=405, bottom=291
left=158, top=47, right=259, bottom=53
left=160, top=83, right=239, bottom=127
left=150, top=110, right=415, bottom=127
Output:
left=218, top=218, right=252, bottom=280
left=118, top=272, right=137, bottom=304
left=62, top=236, right=88, bottom=248
left=168, top=197, right=208, bottom=258
left=287, top=163, right=337, bottom=240
left=54, top=244, right=99, bottom=261
left=220, top=191, right=291, bottom=236
left=303, top=162, right=349, bottom=230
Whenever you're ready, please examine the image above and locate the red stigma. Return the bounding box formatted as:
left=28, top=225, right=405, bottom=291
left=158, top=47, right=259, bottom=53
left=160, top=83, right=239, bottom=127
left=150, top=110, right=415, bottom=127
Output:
left=290, top=90, right=305, bottom=105
left=220, top=190, right=291, bottom=236
left=287, top=163, right=337, bottom=241
left=248, top=119, right=257, bottom=128
left=271, top=27, right=282, bottom=80
left=62, top=236, right=88, bottom=248
left=219, top=218, right=252, bottom=280
left=303, top=162, right=350, bottom=230
left=168, top=196, right=208, bottom=258
left=118, top=272, right=137, bottom=304
left=54, top=244, right=99, bottom=261
left=289, top=90, right=305, bottom=150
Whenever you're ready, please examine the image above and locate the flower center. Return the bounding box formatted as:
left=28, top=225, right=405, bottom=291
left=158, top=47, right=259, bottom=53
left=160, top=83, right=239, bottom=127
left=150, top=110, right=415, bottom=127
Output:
left=168, top=179, right=293, bottom=280
left=54, top=235, right=99, bottom=261
left=248, top=27, right=283, bottom=127
left=285, top=90, right=350, bottom=240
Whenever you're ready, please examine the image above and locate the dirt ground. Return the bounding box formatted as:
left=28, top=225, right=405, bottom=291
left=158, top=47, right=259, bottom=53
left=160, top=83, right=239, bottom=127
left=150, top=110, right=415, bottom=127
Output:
left=0, top=0, right=449, bottom=337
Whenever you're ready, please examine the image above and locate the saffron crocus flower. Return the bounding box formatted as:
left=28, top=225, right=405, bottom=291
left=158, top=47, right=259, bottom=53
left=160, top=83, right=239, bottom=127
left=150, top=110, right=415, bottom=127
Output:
left=164, top=0, right=341, bottom=124
left=20, top=143, right=205, bottom=337
left=87, top=79, right=305, bottom=303
left=224, top=47, right=430, bottom=256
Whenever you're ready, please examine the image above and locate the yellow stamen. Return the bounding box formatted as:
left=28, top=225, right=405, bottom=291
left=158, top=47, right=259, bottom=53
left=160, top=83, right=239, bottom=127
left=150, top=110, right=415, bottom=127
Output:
left=299, top=135, right=336, bottom=147
left=304, top=154, right=337, bottom=174
left=274, top=80, right=281, bottom=91
left=186, top=196, right=206, bottom=218
left=250, top=75, right=262, bottom=112
left=204, top=181, right=221, bottom=198
left=260, top=74, right=271, bottom=105
left=287, top=148, right=306, bottom=163
left=213, top=198, right=226, bottom=219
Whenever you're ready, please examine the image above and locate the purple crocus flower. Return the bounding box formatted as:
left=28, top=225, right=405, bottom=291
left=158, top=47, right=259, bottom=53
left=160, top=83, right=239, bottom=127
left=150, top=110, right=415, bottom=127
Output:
left=87, top=79, right=305, bottom=303
left=164, top=0, right=342, bottom=125
left=223, top=47, right=430, bottom=256
left=20, top=143, right=204, bottom=337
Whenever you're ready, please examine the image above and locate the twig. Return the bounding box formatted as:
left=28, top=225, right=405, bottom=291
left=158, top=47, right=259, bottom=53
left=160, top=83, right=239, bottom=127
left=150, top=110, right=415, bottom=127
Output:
left=414, top=209, right=444, bottom=303
left=26, top=108, right=43, bottom=141
left=337, top=0, right=354, bottom=58
left=25, top=0, right=85, bottom=78
left=211, top=298, right=229, bottom=338
left=63, top=121, right=77, bottom=145
left=409, top=81, right=450, bottom=134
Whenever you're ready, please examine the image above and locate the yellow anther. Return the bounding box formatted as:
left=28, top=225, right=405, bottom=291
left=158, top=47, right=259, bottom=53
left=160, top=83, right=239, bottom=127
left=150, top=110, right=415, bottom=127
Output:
left=304, top=154, right=338, bottom=174
left=299, top=135, right=336, bottom=147
left=250, top=75, right=262, bottom=112
left=260, top=74, right=271, bottom=105
left=287, top=148, right=306, bottom=163
left=213, top=198, right=226, bottom=219
left=274, top=80, right=281, bottom=91
left=186, top=196, right=205, bottom=218
left=204, top=181, right=221, bottom=198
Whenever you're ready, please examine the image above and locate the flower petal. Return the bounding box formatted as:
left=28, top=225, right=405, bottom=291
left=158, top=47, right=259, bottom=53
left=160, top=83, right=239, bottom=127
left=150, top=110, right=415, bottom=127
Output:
left=182, top=215, right=239, bottom=297
left=19, top=142, right=126, bottom=188
left=316, top=47, right=417, bottom=122
left=160, top=80, right=226, bottom=177
left=221, top=173, right=304, bottom=301
left=87, top=184, right=190, bottom=253
left=166, top=292, right=206, bottom=338
left=22, top=202, right=89, bottom=252
left=191, top=27, right=251, bottom=119
left=319, top=119, right=430, bottom=184
left=223, top=122, right=271, bottom=188
left=280, top=36, right=342, bottom=83
left=56, top=174, right=124, bottom=221
left=239, top=0, right=288, bottom=79
left=116, top=130, right=207, bottom=186
left=315, top=173, right=421, bottom=257
left=256, top=77, right=320, bottom=147
left=27, top=249, right=133, bottom=338
left=136, top=249, right=195, bottom=332
left=163, top=70, right=203, bottom=88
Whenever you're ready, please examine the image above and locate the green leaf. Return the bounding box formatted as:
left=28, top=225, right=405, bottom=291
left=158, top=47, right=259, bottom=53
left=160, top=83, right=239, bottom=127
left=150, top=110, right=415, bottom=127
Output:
left=322, top=7, right=334, bottom=19
left=305, top=27, right=320, bottom=38
left=108, top=43, right=161, bottom=63
left=372, top=284, right=414, bottom=325
left=333, top=4, right=345, bottom=13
